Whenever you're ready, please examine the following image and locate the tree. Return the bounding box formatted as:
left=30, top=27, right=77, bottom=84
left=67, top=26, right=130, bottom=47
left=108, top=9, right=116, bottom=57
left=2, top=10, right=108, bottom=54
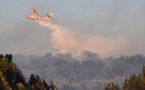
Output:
left=0, top=54, right=57, bottom=90
left=105, top=83, right=119, bottom=90
left=106, top=66, right=145, bottom=90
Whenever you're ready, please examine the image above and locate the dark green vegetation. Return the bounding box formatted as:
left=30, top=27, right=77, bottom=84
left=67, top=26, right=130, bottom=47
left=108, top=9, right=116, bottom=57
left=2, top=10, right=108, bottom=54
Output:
left=0, top=54, right=57, bottom=90
left=105, top=66, right=145, bottom=90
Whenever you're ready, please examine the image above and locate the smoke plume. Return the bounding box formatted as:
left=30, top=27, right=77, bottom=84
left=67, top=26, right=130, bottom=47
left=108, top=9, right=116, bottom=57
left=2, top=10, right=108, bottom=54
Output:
left=38, top=21, right=128, bottom=58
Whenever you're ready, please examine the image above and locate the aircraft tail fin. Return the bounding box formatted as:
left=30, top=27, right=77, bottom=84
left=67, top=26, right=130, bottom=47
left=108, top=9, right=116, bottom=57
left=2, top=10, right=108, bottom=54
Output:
left=46, top=13, right=54, bottom=18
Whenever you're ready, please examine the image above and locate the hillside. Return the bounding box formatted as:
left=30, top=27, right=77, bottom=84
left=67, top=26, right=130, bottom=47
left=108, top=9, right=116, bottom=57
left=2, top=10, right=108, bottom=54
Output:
left=13, top=52, right=145, bottom=90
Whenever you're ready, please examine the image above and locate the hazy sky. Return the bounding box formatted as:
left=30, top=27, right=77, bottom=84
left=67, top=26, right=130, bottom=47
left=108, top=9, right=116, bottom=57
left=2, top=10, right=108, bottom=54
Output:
left=0, top=0, right=145, bottom=57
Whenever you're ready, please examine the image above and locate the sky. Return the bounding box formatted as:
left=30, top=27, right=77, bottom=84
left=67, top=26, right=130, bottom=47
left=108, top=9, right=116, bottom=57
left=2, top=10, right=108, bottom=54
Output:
left=0, top=0, right=145, bottom=58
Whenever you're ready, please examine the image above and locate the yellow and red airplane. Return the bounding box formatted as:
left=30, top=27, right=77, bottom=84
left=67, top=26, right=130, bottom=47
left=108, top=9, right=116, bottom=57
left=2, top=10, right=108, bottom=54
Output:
left=27, top=8, right=53, bottom=22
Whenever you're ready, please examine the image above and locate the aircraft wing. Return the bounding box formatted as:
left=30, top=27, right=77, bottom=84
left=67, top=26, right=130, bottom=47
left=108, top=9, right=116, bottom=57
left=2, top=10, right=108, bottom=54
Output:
left=37, top=13, right=54, bottom=22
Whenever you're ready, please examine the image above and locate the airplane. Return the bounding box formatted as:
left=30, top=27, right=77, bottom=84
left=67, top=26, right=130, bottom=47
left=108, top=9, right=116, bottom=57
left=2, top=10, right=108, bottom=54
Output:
left=27, top=8, right=53, bottom=22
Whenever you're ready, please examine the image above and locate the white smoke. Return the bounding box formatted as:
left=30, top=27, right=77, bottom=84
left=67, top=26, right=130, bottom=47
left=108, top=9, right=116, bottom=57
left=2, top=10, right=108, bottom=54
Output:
left=37, top=21, right=128, bottom=58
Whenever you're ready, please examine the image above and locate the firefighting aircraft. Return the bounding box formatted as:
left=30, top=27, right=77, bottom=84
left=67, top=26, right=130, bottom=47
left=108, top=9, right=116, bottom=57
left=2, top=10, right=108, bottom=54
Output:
left=27, top=8, right=53, bottom=22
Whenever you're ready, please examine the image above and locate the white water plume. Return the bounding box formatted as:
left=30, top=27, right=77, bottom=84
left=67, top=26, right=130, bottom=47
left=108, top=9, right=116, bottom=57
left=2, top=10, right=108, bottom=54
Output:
left=38, top=21, right=128, bottom=58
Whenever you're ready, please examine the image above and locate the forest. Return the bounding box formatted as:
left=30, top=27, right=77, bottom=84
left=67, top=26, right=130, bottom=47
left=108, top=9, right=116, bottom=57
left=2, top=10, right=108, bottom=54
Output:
left=0, top=52, right=145, bottom=90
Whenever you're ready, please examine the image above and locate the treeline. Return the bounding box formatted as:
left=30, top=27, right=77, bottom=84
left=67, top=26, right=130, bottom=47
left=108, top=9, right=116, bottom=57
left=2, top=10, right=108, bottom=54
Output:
left=105, top=66, right=145, bottom=90
left=0, top=53, right=144, bottom=90
left=13, top=53, right=145, bottom=90
left=0, top=54, right=57, bottom=90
